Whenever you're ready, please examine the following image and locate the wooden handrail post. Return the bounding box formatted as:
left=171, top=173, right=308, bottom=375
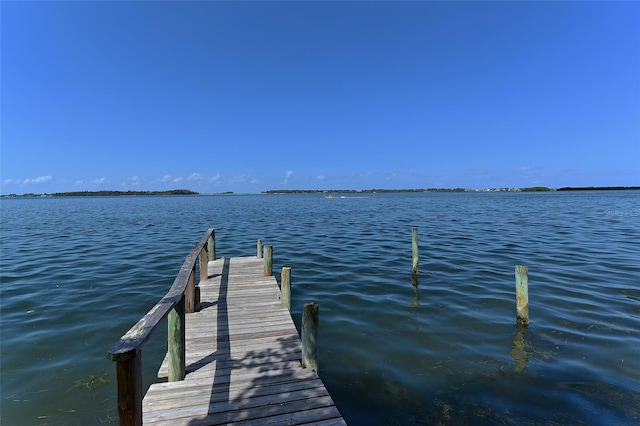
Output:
left=302, top=302, right=319, bottom=372
left=263, top=245, right=273, bottom=276
left=281, top=267, right=291, bottom=311
left=515, top=265, right=529, bottom=326
left=185, top=267, right=196, bottom=313
left=168, top=294, right=186, bottom=381
left=115, top=349, right=142, bottom=426
left=411, top=227, right=419, bottom=278
left=200, top=247, right=208, bottom=281
left=195, top=286, right=201, bottom=313
left=257, top=239, right=263, bottom=258
left=208, top=230, right=216, bottom=261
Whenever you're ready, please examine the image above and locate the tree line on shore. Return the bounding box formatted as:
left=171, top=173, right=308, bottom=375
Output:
left=263, top=186, right=639, bottom=194
left=1, top=189, right=199, bottom=198
left=3, top=186, right=638, bottom=198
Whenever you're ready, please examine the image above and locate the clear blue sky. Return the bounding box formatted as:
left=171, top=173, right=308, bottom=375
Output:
left=2, top=1, right=639, bottom=194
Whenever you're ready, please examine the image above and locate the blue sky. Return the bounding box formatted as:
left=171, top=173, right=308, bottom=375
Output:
left=2, top=1, right=639, bottom=194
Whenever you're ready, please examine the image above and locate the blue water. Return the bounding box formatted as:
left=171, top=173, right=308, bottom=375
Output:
left=1, top=192, right=638, bottom=425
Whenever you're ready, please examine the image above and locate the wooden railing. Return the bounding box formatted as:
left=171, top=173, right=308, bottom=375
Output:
left=107, top=228, right=216, bottom=426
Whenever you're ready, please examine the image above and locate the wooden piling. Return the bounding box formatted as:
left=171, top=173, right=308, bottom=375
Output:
left=185, top=267, right=196, bottom=313
left=515, top=265, right=529, bottom=326
left=257, top=239, right=263, bottom=258
left=167, top=294, right=186, bottom=381
left=115, top=349, right=142, bottom=426
left=263, top=244, right=273, bottom=276
left=411, top=227, right=419, bottom=277
left=208, top=230, right=216, bottom=261
left=281, top=267, right=291, bottom=311
left=200, top=247, right=208, bottom=282
left=301, top=302, right=319, bottom=371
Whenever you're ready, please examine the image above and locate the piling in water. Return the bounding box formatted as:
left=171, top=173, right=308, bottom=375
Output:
left=281, top=267, right=291, bottom=311
left=411, top=227, right=419, bottom=278
left=302, top=302, right=319, bottom=371
left=515, top=265, right=529, bottom=326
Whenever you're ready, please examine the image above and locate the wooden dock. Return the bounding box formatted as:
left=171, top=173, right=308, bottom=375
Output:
left=141, top=256, right=345, bottom=425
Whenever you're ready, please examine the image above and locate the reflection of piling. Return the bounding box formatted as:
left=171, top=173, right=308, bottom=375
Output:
left=281, top=267, right=291, bottom=311
left=302, top=302, right=319, bottom=371
left=411, top=227, right=419, bottom=278
left=411, top=281, right=419, bottom=307
left=509, top=327, right=529, bottom=372
left=515, top=265, right=529, bottom=326
left=256, top=239, right=263, bottom=258
left=263, top=245, right=273, bottom=276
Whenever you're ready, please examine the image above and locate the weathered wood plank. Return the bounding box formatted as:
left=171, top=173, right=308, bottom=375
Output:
left=144, top=376, right=326, bottom=405
left=145, top=395, right=339, bottom=425
left=147, top=367, right=318, bottom=394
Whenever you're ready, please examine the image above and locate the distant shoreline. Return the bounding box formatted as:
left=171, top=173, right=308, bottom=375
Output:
left=262, top=186, right=640, bottom=194
left=0, top=189, right=201, bottom=198
left=554, top=186, right=640, bottom=191
left=2, top=186, right=638, bottom=198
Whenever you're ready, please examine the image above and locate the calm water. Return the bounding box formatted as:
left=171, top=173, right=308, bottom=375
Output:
left=1, top=192, right=639, bottom=425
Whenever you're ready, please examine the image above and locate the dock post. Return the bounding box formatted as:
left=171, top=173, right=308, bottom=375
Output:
left=302, top=302, right=319, bottom=371
left=208, top=230, right=216, bottom=261
left=263, top=244, right=273, bottom=276
left=515, top=265, right=529, bottom=326
left=412, top=227, right=419, bottom=278
left=281, top=267, right=291, bottom=311
left=257, top=239, right=263, bottom=258
left=168, top=294, right=186, bottom=381
left=185, top=267, right=196, bottom=313
left=115, top=349, right=142, bottom=426
left=200, top=248, right=208, bottom=281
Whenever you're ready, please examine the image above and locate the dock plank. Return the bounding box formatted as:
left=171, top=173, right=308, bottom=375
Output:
left=144, top=256, right=345, bottom=425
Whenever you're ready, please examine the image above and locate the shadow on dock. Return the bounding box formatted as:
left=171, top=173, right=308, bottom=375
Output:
left=177, top=256, right=342, bottom=425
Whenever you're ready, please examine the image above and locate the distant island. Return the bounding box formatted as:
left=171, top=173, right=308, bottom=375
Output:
left=2, top=186, right=638, bottom=198
left=263, top=187, right=537, bottom=194
left=555, top=186, right=640, bottom=191
left=1, top=189, right=199, bottom=198
left=263, top=186, right=639, bottom=194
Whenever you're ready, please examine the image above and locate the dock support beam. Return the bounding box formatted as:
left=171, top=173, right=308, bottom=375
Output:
left=257, top=239, right=263, bottom=258
left=302, top=302, right=319, bottom=371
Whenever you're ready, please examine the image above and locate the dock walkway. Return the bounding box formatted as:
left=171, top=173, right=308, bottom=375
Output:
left=142, top=256, right=345, bottom=425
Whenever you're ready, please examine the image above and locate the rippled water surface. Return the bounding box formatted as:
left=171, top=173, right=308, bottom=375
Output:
left=1, top=192, right=639, bottom=425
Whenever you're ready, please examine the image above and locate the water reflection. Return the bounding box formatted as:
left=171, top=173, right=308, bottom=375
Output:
left=410, top=275, right=419, bottom=308
left=509, top=326, right=529, bottom=373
